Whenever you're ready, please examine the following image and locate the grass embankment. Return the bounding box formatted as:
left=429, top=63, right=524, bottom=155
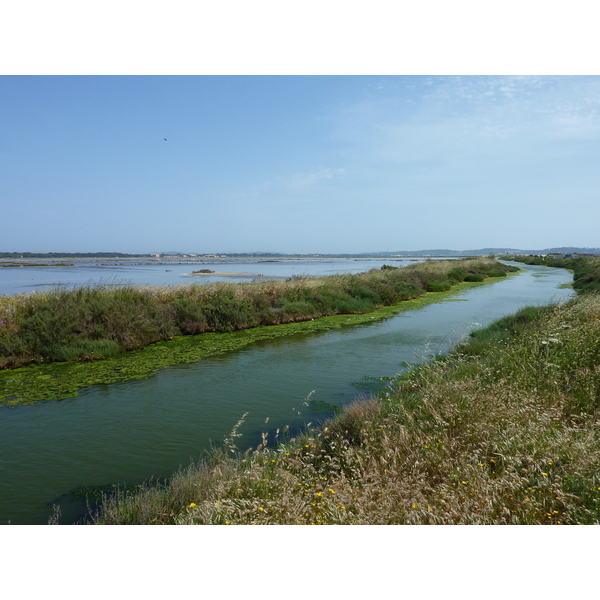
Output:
left=503, top=255, right=600, bottom=293
left=0, top=258, right=516, bottom=370
left=93, top=291, right=600, bottom=525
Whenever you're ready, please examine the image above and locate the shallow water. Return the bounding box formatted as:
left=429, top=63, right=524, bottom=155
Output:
left=0, top=256, right=435, bottom=296
left=0, top=262, right=574, bottom=524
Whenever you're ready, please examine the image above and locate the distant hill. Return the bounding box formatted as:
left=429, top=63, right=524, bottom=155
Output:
left=366, top=247, right=600, bottom=256
left=3, top=247, right=599, bottom=259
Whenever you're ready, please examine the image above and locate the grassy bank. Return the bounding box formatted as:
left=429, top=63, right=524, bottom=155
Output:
left=0, top=258, right=516, bottom=370
left=91, top=288, right=600, bottom=525
left=1, top=276, right=505, bottom=408
left=503, top=255, right=600, bottom=293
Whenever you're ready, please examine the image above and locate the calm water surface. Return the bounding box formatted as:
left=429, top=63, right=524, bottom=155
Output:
left=0, top=257, right=434, bottom=296
left=0, top=262, right=574, bottom=524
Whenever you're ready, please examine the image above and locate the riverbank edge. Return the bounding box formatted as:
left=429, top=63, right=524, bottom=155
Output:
left=502, top=255, right=600, bottom=293
left=0, top=273, right=518, bottom=408
left=92, top=289, right=600, bottom=525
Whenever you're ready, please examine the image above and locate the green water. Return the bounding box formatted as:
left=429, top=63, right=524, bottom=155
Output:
left=0, top=263, right=574, bottom=524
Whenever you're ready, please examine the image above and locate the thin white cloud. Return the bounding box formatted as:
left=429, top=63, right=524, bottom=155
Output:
left=259, top=167, right=344, bottom=191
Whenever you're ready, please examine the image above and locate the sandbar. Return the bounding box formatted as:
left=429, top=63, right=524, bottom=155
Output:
left=191, top=271, right=256, bottom=277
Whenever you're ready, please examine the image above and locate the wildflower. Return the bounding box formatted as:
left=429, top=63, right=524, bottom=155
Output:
left=189, top=503, right=197, bottom=508
left=542, top=473, right=548, bottom=477
left=225, top=521, right=231, bottom=525
left=328, top=488, right=335, bottom=494
left=258, top=507, right=265, bottom=511
left=315, top=492, right=324, bottom=497
left=412, top=503, right=418, bottom=509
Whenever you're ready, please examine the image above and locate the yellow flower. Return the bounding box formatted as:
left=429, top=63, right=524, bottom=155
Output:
left=258, top=507, right=264, bottom=511
left=542, top=472, right=548, bottom=477
left=412, top=503, right=418, bottom=508
left=315, top=492, right=324, bottom=497
left=328, top=489, right=335, bottom=494
left=189, top=503, right=196, bottom=508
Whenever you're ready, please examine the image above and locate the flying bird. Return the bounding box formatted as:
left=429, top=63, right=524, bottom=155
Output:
left=164, top=138, right=167, bottom=141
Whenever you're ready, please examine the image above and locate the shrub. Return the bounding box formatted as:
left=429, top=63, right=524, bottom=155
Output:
left=426, top=281, right=453, bottom=292
left=169, top=299, right=208, bottom=335
left=487, top=269, right=506, bottom=278
left=201, top=291, right=258, bottom=331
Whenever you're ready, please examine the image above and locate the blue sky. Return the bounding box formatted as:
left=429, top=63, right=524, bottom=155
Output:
left=2, top=75, right=600, bottom=254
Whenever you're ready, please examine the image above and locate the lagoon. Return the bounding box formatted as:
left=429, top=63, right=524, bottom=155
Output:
left=0, top=256, right=437, bottom=296
left=0, top=261, right=574, bottom=524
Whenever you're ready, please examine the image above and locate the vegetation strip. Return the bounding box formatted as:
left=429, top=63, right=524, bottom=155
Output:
left=0, top=277, right=508, bottom=407
left=92, top=286, right=600, bottom=526
left=0, top=258, right=518, bottom=406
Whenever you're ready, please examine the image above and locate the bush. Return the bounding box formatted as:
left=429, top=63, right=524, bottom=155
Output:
left=464, top=274, right=484, bottom=282
left=426, top=281, right=453, bottom=292
left=201, top=291, right=258, bottom=331
left=487, top=269, right=506, bottom=278
left=169, top=299, right=207, bottom=334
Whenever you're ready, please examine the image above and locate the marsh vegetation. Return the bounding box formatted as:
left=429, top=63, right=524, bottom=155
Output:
left=0, top=258, right=517, bottom=369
